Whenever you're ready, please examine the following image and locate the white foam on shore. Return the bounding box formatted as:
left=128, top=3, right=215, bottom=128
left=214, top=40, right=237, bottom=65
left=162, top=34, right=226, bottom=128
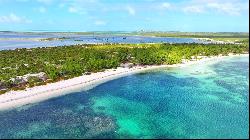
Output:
left=0, top=54, right=248, bottom=111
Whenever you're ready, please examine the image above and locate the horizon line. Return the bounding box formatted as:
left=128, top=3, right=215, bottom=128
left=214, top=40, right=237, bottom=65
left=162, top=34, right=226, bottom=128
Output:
left=0, top=30, right=249, bottom=33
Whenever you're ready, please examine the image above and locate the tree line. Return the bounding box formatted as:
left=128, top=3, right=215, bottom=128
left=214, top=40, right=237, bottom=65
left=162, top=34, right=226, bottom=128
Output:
left=0, top=43, right=248, bottom=94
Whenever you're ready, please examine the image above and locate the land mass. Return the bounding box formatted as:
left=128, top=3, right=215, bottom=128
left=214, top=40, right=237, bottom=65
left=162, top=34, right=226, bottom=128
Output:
left=1, top=31, right=248, bottom=44
left=0, top=53, right=248, bottom=111
left=0, top=43, right=248, bottom=94
left=0, top=41, right=249, bottom=110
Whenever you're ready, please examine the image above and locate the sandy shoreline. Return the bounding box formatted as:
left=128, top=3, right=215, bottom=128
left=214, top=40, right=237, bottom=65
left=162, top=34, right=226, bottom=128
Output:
left=0, top=53, right=248, bottom=111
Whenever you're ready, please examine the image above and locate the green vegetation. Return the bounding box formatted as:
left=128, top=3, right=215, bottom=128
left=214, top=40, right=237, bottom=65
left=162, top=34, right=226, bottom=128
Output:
left=235, top=39, right=249, bottom=44
left=131, top=31, right=249, bottom=44
left=0, top=43, right=248, bottom=94
left=40, top=37, right=69, bottom=41
left=211, top=38, right=249, bottom=43
left=132, top=31, right=249, bottom=38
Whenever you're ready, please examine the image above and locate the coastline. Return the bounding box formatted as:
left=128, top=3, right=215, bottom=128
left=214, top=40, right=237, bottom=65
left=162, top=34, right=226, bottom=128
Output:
left=0, top=53, right=248, bottom=111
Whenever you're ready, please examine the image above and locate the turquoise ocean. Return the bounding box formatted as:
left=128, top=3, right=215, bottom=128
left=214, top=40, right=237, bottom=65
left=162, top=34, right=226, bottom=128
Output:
left=0, top=55, right=248, bottom=139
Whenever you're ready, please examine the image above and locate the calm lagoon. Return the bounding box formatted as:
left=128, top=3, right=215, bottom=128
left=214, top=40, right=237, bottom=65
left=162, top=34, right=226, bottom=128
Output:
left=0, top=32, right=206, bottom=50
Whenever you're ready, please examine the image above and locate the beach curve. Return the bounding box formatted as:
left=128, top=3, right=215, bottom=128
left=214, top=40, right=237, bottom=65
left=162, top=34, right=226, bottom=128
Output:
left=0, top=54, right=248, bottom=111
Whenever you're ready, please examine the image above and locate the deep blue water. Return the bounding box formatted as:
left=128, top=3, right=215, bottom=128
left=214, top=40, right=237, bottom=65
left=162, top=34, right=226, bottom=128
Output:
left=0, top=55, right=248, bottom=139
left=0, top=32, right=205, bottom=50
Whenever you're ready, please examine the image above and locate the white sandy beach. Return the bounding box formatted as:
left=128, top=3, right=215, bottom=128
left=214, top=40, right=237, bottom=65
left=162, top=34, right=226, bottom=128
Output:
left=0, top=53, right=248, bottom=111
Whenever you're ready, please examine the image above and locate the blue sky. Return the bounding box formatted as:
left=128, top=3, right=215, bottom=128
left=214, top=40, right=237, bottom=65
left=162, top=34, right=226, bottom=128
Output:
left=0, top=0, right=249, bottom=32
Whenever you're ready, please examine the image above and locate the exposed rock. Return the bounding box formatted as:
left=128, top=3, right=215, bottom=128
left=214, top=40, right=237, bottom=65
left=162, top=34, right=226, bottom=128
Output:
left=21, top=72, right=47, bottom=82
left=10, top=72, right=47, bottom=85
left=120, top=63, right=134, bottom=68
left=0, top=82, right=5, bottom=90
left=84, top=72, right=92, bottom=75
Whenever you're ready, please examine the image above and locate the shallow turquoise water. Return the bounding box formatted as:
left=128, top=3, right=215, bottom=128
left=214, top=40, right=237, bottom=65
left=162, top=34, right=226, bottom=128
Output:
left=0, top=32, right=206, bottom=50
left=0, top=55, right=249, bottom=139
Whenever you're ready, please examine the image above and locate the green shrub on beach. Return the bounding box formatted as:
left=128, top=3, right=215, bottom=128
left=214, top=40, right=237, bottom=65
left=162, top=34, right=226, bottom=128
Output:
left=0, top=43, right=248, bottom=94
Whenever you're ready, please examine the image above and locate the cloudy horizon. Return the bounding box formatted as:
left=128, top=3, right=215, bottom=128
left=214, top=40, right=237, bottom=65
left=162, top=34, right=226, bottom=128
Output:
left=0, top=0, right=249, bottom=32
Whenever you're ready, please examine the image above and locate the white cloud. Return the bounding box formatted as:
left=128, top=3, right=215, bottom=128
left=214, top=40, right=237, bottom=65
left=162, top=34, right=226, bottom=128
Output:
left=161, top=2, right=171, bottom=9
left=207, top=3, right=241, bottom=15
left=66, top=0, right=100, bottom=15
left=68, top=6, right=87, bottom=15
left=38, top=7, right=46, bottom=13
left=42, top=0, right=248, bottom=17
left=16, top=0, right=29, bottom=2
left=126, top=6, right=136, bottom=16
left=0, top=13, right=32, bottom=23
left=182, top=0, right=248, bottom=16
left=183, top=6, right=204, bottom=13
left=94, top=20, right=107, bottom=26
left=68, top=6, right=78, bottom=13
left=37, top=0, right=53, bottom=5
